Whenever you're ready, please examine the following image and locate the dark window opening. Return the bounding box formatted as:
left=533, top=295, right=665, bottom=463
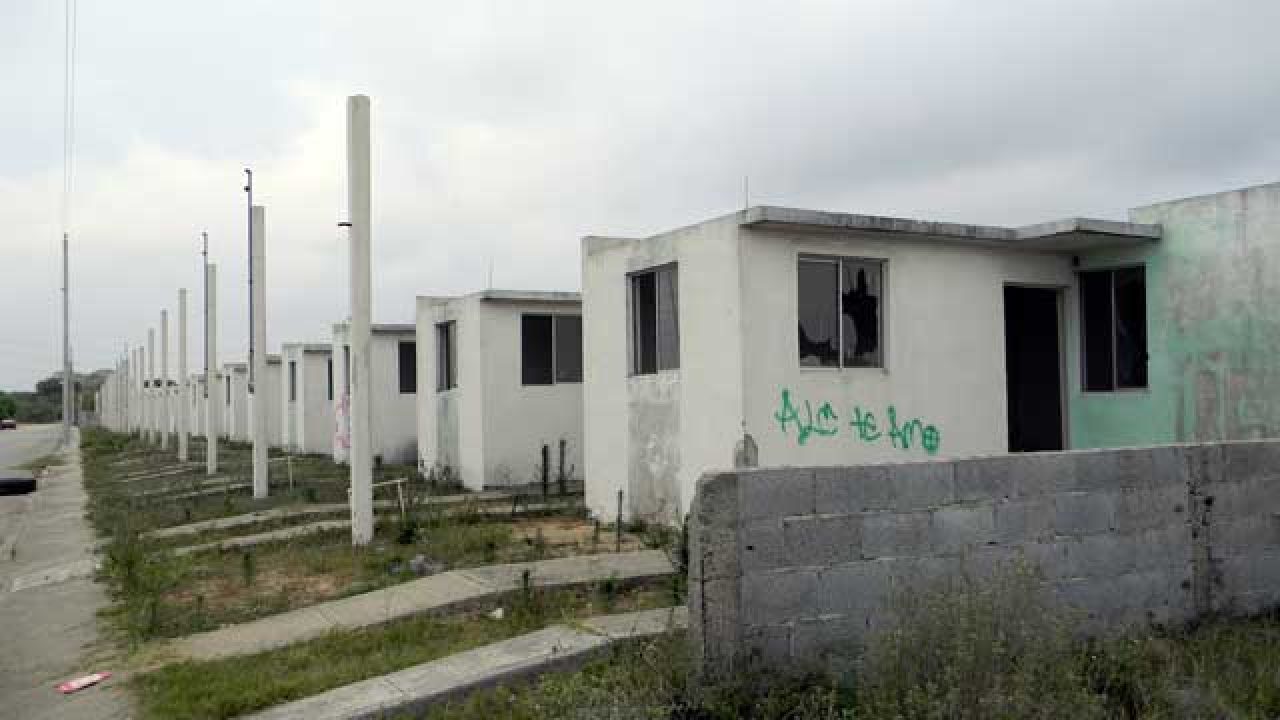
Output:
left=554, top=315, right=583, bottom=383
left=343, top=345, right=351, bottom=395
left=798, top=257, right=883, bottom=368
left=225, top=377, right=231, bottom=405
left=288, top=361, right=298, bottom=402
left=1080, top=267, right=1147, bottom=392
left=521, top=314, right=583, bottom=385
left=629, top=264, right=678, bottom=375
left=326, top=358, right=334, bottom=401
left=436, top=322, right=457, bottom=391
left=522, top=315, right=554, bottom=385
left=398, top=341, right=417, bottom=394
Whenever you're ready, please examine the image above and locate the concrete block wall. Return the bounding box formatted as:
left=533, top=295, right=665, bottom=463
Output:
left=689, top=441, right=1280, bottom=679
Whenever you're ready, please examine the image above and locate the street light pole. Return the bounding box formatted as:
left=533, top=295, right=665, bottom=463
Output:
left=62, top=231, right=72, bottom=445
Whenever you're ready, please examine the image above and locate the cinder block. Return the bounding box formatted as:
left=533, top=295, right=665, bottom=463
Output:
left=791, top=614, right=864, bottom=671
left=1052, top=491, right=1116, bottom=536
left=930, top=504, right=996, bottom=553
left=1131, top=525, right=1192, bottom=571
left=960, top=544, right=1024, bottom=582
left=1063, top=533, right=1136, bottom=579
left=889, top=461, right=956, bottom=509
left=783, top=513, right=863, bottom=566
left=739, top=519, right=788, bottom=574
left=1223, top=440, right=1280, bottom=484
left=1114, top=484, right=1187, bottom=533
left=1184, top=443, right=1225, bottom=491
left=741, top=624, right=793, bottom=671
left=994, top=497, right=1054, bottom=544
left=1075, top=447, right=1156, bottom=491
left=691, top=471, right=740, bottom=581
left=1208, top=515, right=1280, bottom=555
left=953, top=456, right=1014, bottom=502
left=1020, top=540, right=1072, bottom=580
left=815, top=465, right=893, bottom=514
left=741, top=568, right=821, bottom=626
left=689, top=574, right=741, bottom=670
left=861, top=511, right=932, bottom=558
left=1201, top=477, right=1279, bottom=519
left=739, top=467, right=815, bottom=523
left=818, top=560, right=890, bottom=617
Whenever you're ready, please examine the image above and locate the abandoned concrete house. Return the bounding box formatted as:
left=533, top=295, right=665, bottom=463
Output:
left=331, top=322, right=418, bottom=466
left=223, top=362, right=249, bottom=442
left=280, top=342, right=334, bottom=455
left=415, top=290, right=584, bottom=491
left=248, top=354, right=284, bottom=448
left=583, top=181, right=1280, bottom=523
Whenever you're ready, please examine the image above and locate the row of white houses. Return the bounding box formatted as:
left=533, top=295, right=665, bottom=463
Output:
left=95, top=180, right=1280, bottom=524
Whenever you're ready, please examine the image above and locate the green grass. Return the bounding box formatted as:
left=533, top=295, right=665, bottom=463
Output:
left=426, top=567, right=1280, bottom=720
left=133, top=583, right=673, bottom=720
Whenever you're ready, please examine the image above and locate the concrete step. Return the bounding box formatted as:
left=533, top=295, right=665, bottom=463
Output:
left=243, top=606, right=688, bottom=720
left=163, top=550, right=675, bottom=662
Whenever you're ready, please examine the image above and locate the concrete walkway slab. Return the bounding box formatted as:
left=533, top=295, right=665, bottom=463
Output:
left=166, top=550, right=674, bottom=662
left=244, top=607, right=688, bottom=720
left=0, top=428, right=132, bottom=719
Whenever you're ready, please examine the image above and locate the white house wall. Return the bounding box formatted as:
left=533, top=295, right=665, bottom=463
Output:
left=226, top=365, right=249, bottom=442
left=479, top=299, right=584, bottom=489
left=740, top=227, right=1074, bottom=473
left=417, top=296, right=483, bottom=489
left=282, top=345, right=333, bottom=455
left=251, top=358, right=283, bottom=448
left=370, top=330, right=418, bottom=466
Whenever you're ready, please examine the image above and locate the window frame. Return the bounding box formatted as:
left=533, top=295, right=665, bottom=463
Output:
left=627, top=263, right=680, bottom=376
left=1078, top=264, right=1148, bottom=394
left=436, top=321, right=457, bottom=392
left=520, top=313, right=583, bottom=386
left=796, top=253, right=888, bottom=370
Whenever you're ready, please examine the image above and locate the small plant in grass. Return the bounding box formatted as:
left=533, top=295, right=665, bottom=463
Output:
left=240, top=551, right=256, bottom=587
left=597, top=574, right=619, bottom=613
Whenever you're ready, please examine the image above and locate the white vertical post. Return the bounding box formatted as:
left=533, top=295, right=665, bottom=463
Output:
left=178, top=288, right=189, bottom=461
left=147, top=328, right=156, bottom=444
left=62, top=232, right=71, bottom=444
left=205, top=263, right=220, bottom=475
left=250, top=205, right=269, bottom=498
left=347, top=94, right=374, bottom=546
left=160, top=309, right=170, bottom=450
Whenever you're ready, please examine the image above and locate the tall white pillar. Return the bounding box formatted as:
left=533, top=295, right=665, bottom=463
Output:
left=250, top=205, right=269, bottom=498
left=347, top=95, right=374, bottom=545
left=205, top=263, right=220, bottom=475
left=147, top=329, right=156, bottom=444
left=160, top=309, right=170, bottom=450
left=178, top=288, right=189, bottom=462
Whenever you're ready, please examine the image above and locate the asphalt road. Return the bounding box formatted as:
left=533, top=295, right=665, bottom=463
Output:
left=0, top=423, right=64, bottom=473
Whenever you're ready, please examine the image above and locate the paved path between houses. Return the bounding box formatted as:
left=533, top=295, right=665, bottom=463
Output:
left=244, top=606, right=688, bottom=720
left=145, top=490, right=515, bottom=540
left=0, top=428, right=131, bottom=720
left=165, top=499, right=585, bottom=556
left=165, top=549, right=674, bottom=662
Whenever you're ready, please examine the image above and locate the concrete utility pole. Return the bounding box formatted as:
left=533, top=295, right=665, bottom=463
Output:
left=160, top=309, right=170, bottom=450
left=347, top=95, right=374, bottom=546
left=61, top=232, right=72, bottom=444
left=146, top=328, right=156, bottom=444
left=178, top=288, right=189, bottom=462
left=250, top=205, right=268, bottom=499
left=205, top=263, right=219, bottom=475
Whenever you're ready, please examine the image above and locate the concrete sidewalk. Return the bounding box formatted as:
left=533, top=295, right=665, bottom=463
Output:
left=166, top=549, right=675, bottom=662
left=0, top=432, right=131, bottom=720
left=245, top=606, right=688, bottom=720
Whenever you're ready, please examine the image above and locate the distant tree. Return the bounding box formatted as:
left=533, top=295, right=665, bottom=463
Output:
left=0, top=392, right=15, bottom=418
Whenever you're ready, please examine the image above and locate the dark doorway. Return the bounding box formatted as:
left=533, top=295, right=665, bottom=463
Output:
left=1004, top=286, right=1064, bottom=452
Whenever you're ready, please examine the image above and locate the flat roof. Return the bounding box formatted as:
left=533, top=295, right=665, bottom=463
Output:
left=331, top=322, right=416, bottom=335
left=740, top=206, right=1161, bottom=252
left=478, top=289, right=580, bottom=304
left=282, top=342, right=331, bottom=354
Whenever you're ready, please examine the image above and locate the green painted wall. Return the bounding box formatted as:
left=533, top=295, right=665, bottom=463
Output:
left=1069, top=182, right=1280, bottom=447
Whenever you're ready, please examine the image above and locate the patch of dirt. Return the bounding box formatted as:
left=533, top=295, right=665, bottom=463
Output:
left=168, top=566, right=350, bottom=614
left=508, top=517, right=647, bottom=553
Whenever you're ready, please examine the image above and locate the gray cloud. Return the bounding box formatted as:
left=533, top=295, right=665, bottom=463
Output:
left=2, top=0, right=1279, bottom=389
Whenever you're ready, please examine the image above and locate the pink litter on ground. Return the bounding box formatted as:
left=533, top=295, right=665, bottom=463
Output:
left=56, top=671, right=111, bottom=694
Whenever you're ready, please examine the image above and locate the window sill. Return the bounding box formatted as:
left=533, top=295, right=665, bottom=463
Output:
left=798, top=365, right=888, bottom=373
left=1077, top=388, right=1150, bottom=397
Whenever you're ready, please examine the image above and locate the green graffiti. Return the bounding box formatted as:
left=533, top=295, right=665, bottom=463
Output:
left=886, top=405, right=942, bottom=455
left=775, top=389, right=941, bottom=455
left=774, top=388, right=840, bottom=446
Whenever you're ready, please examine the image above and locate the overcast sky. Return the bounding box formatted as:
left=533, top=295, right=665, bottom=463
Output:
left=2, top=0, right=1279, bottom=391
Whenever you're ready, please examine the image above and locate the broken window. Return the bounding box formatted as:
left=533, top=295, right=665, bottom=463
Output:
left=326, top=358, right=334, bottom=401
left=398, top=341, right=417, bottom=394
left=798, top=256, right=884, bottom=368
left=630, top=264, right=679, bottom=375
left=521, top=314, right=583, bottom=385
left=1081, top=266, right=1147, bottom=391
left=288, top=361, right=298, bottom=402
left=436, top=321, right=457, bottom=391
